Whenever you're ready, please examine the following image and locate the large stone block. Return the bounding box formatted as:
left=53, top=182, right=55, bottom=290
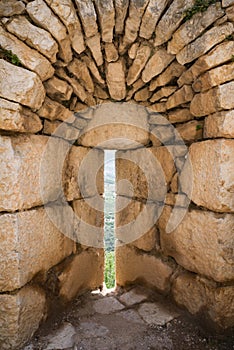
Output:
left=38, top=97, right=75, bottom=122
left=0, top=59, right=45, bottom=110
left=75, top=0, right=98, bottom=38
left=68, top=58, right=94, bottom=93
left=127, top=44, right=151, bottom=86
left=0, top=0, right=25, bottom=16
left=95, top=0, right=115, bottom=43
left=166, top=85, right=194, bottom=110
left=107, top=59, right=126, bottom=100
left=44, top=76, right=73, bottom=102
left=0, top=207, right=75, bottom=292
left=204, top=110, right=234, bottom=139
left=0, top=286, right=46, bottom=350
left=181, top=139, right=234, bottom=212
left=115, top=0, right=129, bottom=34
left=142, top=48, right=174, bottom=83
left=150, top=61, right=185, bottom=91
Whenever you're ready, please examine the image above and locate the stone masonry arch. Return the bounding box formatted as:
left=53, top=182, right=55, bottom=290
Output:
left=0, top=0, right=234, bottom=348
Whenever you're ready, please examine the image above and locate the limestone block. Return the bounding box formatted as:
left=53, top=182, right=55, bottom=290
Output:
left=127, top=44, right=151, bottom=85
left=192, top=62, right=234, bottom=92
left=166, top=85, right=194, bottom=110
left=226, top=5, right=234, bottom=21
left=168, top=109, right=194, bottom=124
left=154, top=0, right=195, bottom=46
left=168, top=3, right=224, bottom=54
left=150, top=62, right=185, bottom=91
left=58, top=249, right=104, bottom=301
left=86, top=34, right=103, bottom=66
left=94, top=85, right=109, bottom=100
left=178, top=41, right=234, bottom=86
left=222, top=0, right=234, bottom=6
left=116, top=245, right=174, bottom=292
left=43, top=120, right=80, bottom=141
left=82, top=55, right=105, bottom=85
left=94, top=0, right=115, bottom=43
left=0, top=26, right=54, bottom=81
left=114, top=0, right=129, bottom=34
left=107, top=59, right=126, bottom=100
left=134, top=87, right=151, bottom=102
left=204, top=110, right=234, bottom=138
left=75, top=0, right=98, bottom=38
left=180, top=139, right=234, bottom=212
left=131, top=227, right=158, bottom=252
left=176, top=120, right=203, bottom=142
left=140, top=0, right=169, bottom=39
left=105, top=43, right=119, bottom=62
left=0, top=98, right=42, bottom=133
left=44, top=0, right=85, bottom=54
left=0, top=207, right=75, bottom=291
left=63, top=146, right=104, bottom=201
left=26, top=0, right=72, bottom=62
left=0, top=134, right=69, bottom=212
left=0, top=0, right=25, bottom=16
left=142, top=49, right=174, bottom=83
left=0, top=286, right=46, bottom=350
left=38, top=97, right=75, bottom=122
left=6, top=16, right=58, bottom=63
left=0, top=59, right=45, bottom=110
left=190, top=82, right=234, bottom=116
left=172, top=273, right=234, bottom=329
left=150, top=87, right=177, bottom=103
left=150, top=125, right=175, bottom=145
left=176, top=23, right=234, bottom=65
left=44, top=76, right=73, bottom=102
left=68, top=59, right=94, bottom=93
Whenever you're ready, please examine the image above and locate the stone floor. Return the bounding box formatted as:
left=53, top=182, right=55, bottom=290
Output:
left=23, top=286, right=233, bottom=350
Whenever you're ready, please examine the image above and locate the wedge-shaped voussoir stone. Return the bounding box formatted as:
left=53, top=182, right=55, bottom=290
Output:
left=142, top=49, right=174, bottom=83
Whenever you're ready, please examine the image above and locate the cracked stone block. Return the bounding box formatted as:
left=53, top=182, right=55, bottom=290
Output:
left=93, top=297, right=125, bottom=314
left=138, top=302, right=179, bottom=325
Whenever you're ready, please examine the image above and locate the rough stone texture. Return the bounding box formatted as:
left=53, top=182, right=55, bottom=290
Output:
left=226, top=4, right=234, bottom=21
left=75, top=0, right=98, bottom=38
left=86, top=34, right=103, bottom=66
left=26, top=0, right=72, bottom=62
left=168, top=3, right=224, bottom=54
left=130, top=227, right=157, bottom=252
left=190, top=82, right=234, bottom=117
left=0, top=207, right=75, bottom=291
left=172, top=273, right=234, bottom=329
left=38, top=97, right=75, bottom=122
left=0, top=286, right=46, bottom=350
left=142, top=49, right=174, bottom=83
left=166, top=85, right=194, bottom=110
left=114, top=0, right=129, bottom=34
left=154, top=0, right=195, bottom=46
left=105, top=43, right=119, bottom=62
left=180, top=139, right=234, bottom=212
left=93, top=297, right=125, bottom=314
left=140, top=0, right=169, bottom=39
left=63, top=146, right=104, bottom=201
left=6, top=16, right=58, bottom=63
left=159, top=206, right=234, bottom=282
left=0, top=0, right=25, bottom=16
left=0, top=26, right=54, bottom=81
left=106, top=60, right=126, bottom=100
left=58, top=249, right=104, bottom=300
left=95, top=0, right=115, bottom=43
left=44, top=0, right=85, bottom=54
left=178, top=41, right=234, bottom=86
left=192, top=62, right=234, bottom=92
left=204, top=110, right=234, bottom=138
left=138, top=302, right=179, bottom=325
left=168, top=109, right=194, bottom=124
left=176, top=23, right=234, bottom=65
left=222, top=0, right=234, bottom=6
left=134, top=87, right=151, bottom=102
left=119, top=288, right=148, bottom=306
left=44, top=323, right=76, bottom=350
left=0, top=59, right=45, bottom=110
left=0, top=98, right=42, bottom=133
left=82, top=55, right=105, bottom=85
left=43, top=120, right=80, bottom=141
left=176, top=120, right=203, bottom=142
left=0, top=135, right=69, bottom=212
left=127, top=44, right=151, bottom=85
left=150, top=86, right=177, bottom=103
left=44, top=76, right=73, bottom=102
left=116, top=245, right=174, bottom=292
left=150, top=62, right=185, bottom=91
left=68, top=59, right=94, bottom=93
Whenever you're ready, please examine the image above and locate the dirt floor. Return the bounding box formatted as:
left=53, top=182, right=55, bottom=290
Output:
left=23, top=286, right=234, bottom=350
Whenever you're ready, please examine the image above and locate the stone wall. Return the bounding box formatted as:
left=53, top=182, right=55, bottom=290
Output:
left=0, top=0, right=234, bottom=348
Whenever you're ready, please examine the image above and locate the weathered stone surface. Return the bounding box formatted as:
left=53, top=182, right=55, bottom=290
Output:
left=86, top=34, right=103, bottom=66
left=142, top=49, right=174, bottom=83
left=168, top=109, right=194, bottom=124
left=116, top=245, right=174, bottom=292
left=0, top=26, right=54, bottom=81
left=119, top=287, right=148, bottom=306
left=93, top=297, right=125, bottom=314
left=95, top=0, right=115, bottom=43
left=140, top=0, right=169, bottom=39
left=68, top=59, right=94, bottom=93
left=43, top=120, right=80, bottom=141
left=134, top=87, right=151, bottom=102
left=138, top=302, right=179, bottom=325
left=0, top=135, right=69, bottom=212
left=105, top=43, right=119, bottom=62
left=127, top=44, right=151, bottom=85
left=44, top=0, right=85, bottom=54
left=176, top=23, right=234, bottom=65
left=82, top=55, right=105, bottom=85
left=0, top=207, right=75, bottom=291
left=168, top=3, right=224, bottom=54
left=44, top=76, right=73, bottom=102
left=150, top=61, right=185, bottom=91
left=128, top=42, right=140, bottom=59
left=107, top=59, right=126, bottom=100
left=58, top=249, right=104, bottom=300
left=131, top=226, right=157, bottom=252
left=0, top=59, right=45, bottom=110
left=75, top=0, right=98, bottom=38
left=115, top=0, right=129, bottom=34
left=0, top=0, right=25, bottom=16
left=6, top=16, right=58, bottom=63
left=172, top=273, right=234, bottom=329
left=94, top=85, right=109, bottom=99
left=166, top=85, right=194, bottom=110
left=226, top=5, right=234, bottom=21
left=38, top=97, right=75, bottom=122
left=44, top=323, right=76, bottom=350
left=178, top=41, right=234, bottom=86
left=0, top=286, right=46, bottom=350
left=222, top=0, right=234, bottom=6
left=154, top=0, right=195, bottom=46
left=150, top=87, right=177, bottom=103
left=26, top=0, right=72, bottom=62
left=192, top=62, right=234, bottom=92
left=180, top=139, right=234, bottom=212
left=176, top=120, right=203, bottom=142
left=0, top=98, right=42, bottom=133
left=190, top=82, right=234, bottom=116
left=204, top=110, right=234, bottom=138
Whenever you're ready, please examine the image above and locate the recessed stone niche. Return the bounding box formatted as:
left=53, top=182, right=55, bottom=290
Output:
left=0, top=0, right=234, bottom=348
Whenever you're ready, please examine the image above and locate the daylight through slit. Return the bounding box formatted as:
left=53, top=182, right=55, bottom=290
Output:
left=104, top=150, right=116, bottom=289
